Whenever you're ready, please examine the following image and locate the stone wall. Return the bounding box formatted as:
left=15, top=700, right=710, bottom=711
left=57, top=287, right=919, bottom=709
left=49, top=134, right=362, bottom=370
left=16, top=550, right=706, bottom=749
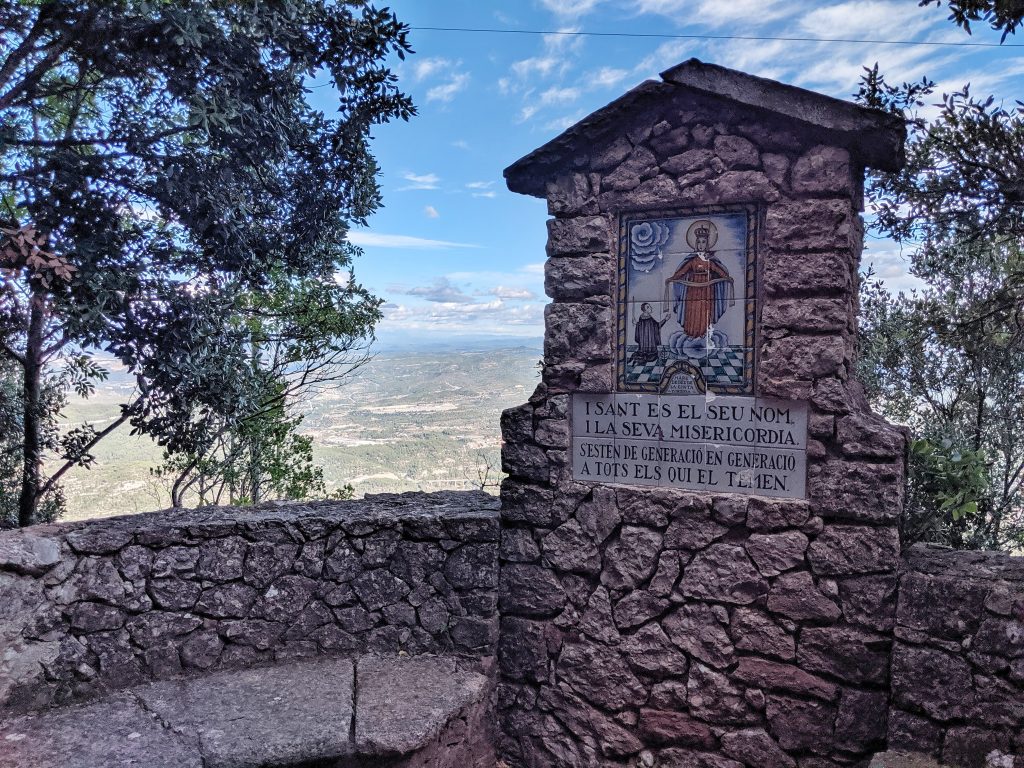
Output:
left=0, top=491, right=499, bottom=713
left=499, top=74, right=909, bottom=767
left=889, top=545, right=1024, bottom=767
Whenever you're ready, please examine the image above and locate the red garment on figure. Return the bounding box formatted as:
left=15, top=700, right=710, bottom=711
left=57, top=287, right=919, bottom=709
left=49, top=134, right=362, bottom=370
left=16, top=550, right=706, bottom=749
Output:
left=665, top=255, right=731, bottom=337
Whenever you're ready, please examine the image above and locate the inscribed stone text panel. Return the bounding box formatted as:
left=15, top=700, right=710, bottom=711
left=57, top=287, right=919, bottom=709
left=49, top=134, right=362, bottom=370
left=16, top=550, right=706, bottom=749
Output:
left=571, top=393, right=807, bottom=499
left=618, top=205, right=757, bottom=394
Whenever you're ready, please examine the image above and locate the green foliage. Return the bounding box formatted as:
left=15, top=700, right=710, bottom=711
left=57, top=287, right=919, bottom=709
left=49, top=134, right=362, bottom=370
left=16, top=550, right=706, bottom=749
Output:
left=906, top=438, right=989, bottom=543
left=919, top=0, right=1024, bottom=40
left=0, top=1, right=414, bottom=523
left=857, top=52, right=1024, bottom=550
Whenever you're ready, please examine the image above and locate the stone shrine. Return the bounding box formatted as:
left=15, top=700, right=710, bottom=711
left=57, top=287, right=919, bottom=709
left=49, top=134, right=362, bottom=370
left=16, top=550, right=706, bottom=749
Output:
left=498, top=58, right=910, bottom=766
left=1, top=58, right=1023, bottom=768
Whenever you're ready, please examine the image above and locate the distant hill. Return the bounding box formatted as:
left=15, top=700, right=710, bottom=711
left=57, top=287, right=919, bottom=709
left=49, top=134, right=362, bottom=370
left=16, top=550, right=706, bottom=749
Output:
left=56, top=346, right=541, bottom=521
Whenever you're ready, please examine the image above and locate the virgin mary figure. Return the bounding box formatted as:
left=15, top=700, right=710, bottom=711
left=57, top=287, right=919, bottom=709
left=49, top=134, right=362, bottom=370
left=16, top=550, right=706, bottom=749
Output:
left=664, top=220, right=734, bottom=338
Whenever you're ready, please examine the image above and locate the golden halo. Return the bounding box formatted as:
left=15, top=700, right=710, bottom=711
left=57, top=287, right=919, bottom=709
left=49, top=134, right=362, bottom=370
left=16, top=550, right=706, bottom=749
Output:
left=685, top=219, right=718, bottom=250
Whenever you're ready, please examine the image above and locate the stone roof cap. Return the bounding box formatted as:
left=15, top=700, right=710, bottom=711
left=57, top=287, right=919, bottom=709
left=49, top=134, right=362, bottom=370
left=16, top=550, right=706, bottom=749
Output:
left=505, top=58, right=906, bottom=197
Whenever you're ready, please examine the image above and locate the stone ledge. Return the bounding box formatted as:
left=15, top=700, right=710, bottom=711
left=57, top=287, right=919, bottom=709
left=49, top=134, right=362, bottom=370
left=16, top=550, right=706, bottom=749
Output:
left=10, top=491, right=500, bottom=551
left=903, top=544, right=1024, bottom=584
left=0, top=654, right=495, bottom=768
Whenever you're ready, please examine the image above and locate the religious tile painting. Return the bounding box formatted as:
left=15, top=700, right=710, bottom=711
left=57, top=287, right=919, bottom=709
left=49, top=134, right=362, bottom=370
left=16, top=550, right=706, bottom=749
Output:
left=616, top=205, right=757, bottom=394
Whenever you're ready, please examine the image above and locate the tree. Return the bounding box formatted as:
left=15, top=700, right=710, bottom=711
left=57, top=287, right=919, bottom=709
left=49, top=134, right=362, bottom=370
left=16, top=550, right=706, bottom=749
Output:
left=856, top=5, right=1024, bottom=548
left=0, top=1, right=413, bottom=526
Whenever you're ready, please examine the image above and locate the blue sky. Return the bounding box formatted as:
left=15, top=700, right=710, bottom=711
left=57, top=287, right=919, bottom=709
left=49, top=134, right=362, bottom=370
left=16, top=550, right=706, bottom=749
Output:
left=314, top=0, right=1024, bottom=347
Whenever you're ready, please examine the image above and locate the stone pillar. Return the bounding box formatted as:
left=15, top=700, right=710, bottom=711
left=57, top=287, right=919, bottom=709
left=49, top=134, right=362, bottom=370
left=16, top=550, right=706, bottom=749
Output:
left=497, top=59, right=907, bottom=767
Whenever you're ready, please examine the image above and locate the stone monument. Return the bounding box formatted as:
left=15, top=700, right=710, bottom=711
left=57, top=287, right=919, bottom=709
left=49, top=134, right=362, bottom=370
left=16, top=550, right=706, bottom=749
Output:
left=498, top=59, right=909, bottom=767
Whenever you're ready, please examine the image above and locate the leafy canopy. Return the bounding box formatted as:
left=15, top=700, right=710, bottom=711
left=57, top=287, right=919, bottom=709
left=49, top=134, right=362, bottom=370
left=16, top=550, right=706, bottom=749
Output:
left=0, top=1, right=414, bottom=524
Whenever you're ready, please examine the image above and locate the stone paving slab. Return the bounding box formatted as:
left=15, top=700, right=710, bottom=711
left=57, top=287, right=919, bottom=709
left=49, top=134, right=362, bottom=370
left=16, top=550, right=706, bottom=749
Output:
left=355, top=654, right=490, bottom=756
left=0, top=654, right=493, bottom=767
left=0, top=693, right=201, bottom=768
left=135, top=657, right=355, bottom=768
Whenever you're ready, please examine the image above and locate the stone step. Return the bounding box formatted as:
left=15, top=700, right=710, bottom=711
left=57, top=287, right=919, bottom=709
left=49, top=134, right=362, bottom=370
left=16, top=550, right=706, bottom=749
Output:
left=0, top=654, right=494, bottom=768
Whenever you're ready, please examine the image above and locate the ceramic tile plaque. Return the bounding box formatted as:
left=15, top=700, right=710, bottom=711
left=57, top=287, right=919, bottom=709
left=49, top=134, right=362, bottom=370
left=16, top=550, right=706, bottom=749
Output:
left=571, top=393, right=807, bottom=499
left=617, top=205, right=757, bottom=395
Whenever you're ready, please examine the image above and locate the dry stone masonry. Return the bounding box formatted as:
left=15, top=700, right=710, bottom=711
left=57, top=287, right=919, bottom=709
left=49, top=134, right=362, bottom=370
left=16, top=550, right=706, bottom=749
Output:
left=498, top=58, right=913, bottom=767
left=0, top=491, right=499, bottom=713
left=889, top=546, right=1024, bottom=766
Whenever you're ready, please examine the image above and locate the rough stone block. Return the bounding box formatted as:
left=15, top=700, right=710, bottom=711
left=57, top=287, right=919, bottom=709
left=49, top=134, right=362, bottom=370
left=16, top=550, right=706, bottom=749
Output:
left=808, top=460, right=902, bottom=524
left=808, top=525, right=900, bottom=576
left=619, top=623, right=689, bottom=676
left=542, top=519, right=602, bottom=575
left=721, top=728, right=795, bottom=768
left=613, top=590, right=669, bottom=629
left=546, top=215, right=611, bottom=256
left=764, top=199, right=857, bottom=252
left=733, top=657, right=838, bottom=701
left=765, top=694, right=837, bottom=753
left=730, top=608, right=795, bottom=661
left=892, top=644, right=975, bottom=720
left=0, top=693, right=203, bottom=768
left=798, top=626, right=890, bottom=685
left=744, top=531, right=808, bottom=577
left=662, top=603, right=735, bottom=669
left=679, top=544, right=768, bottom=605
left=687, top=663, right=757, bottom=726
left=763, top=250, right=855, bottom=301
left=601, top=526, right=662, bottom=591
left=835, top=688, right=888, bottom=753
left=760, top=334, right=847, bottom=381
left=896, top=572, right=988, bottom=641
left=545, top=254, right=612, bottom=300
left=664, top=513, right=729, bottom=550
left=887, top=709, right=943, bottom=755
left=747, top=498, right=810, bottom=532
left=499, top=564, right=566, bottom=618
left=713, top=134, right=760, bottom=169
left=761, top=297, right=851, bottom=333
left=766, top=570, right=841, bottom=622
left=546, top=172, right=598, bottom=216
left=637, top=709, right=716, bottom=748
left=556, top=642, right=646, bottom=711
left=792, top=145, right=852, bottom=196
left=839, top=574, right=898, bottom=632
left=543, top=302, right=611, bottom=363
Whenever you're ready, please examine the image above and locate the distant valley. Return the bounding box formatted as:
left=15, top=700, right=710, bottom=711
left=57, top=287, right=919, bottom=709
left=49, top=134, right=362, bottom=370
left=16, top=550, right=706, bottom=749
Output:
left=57, top=346, right=542, bottom=521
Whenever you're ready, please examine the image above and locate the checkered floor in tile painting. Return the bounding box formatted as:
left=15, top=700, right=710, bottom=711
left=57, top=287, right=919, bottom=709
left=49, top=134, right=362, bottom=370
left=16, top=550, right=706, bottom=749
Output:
left=625, top=346, right=747, bottom=387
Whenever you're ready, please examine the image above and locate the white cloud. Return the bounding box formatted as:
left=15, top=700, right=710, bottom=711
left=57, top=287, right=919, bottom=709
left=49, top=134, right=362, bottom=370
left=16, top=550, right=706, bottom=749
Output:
left=424, top=205, right=439, bottom=219
left=519, top=105, right=540, bottom=122
left=346, top=232, right=478, bottom=249
left=540, top=86, right=581, bottom=105
left=472, top=190, right=497, bottom=199
left=799, top=1, right=933, bottom=41
left=451, top=139, right=471, bottom=150
left=512, top=57, right=562, bottom=80
left=397, top=172, right=440, bottom=191
left=379, top=300, right=545, bottom=335
left=633, top=40, right=692, bottom=79
left=490, top=286, right=537, bottom=300
left=537, top=0, right=603, bottom=18
left=589, top=66, right=632, bottom=89
left=427, top=72, right=470, bottom=103
left=412, top=57, right=453, bottom=82
left=395, top=277, right=475, bottom=304
left=466, top=181, right=495, bottom=190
